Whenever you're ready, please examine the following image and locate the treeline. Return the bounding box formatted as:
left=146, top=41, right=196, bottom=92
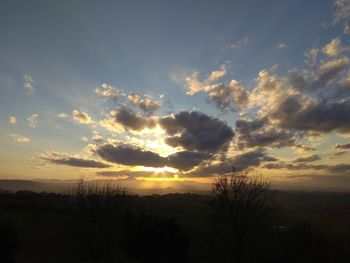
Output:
left=0, top=174, right=349, bottom=263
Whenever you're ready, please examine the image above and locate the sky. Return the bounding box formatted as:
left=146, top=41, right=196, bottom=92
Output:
left=1, top=0, right=350, bottom=191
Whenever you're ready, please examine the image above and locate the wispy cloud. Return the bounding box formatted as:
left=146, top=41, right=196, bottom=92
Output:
left=23, top=74, right=35, bottom=94
left=9, top=133, right=30, bottom=143
left=229, top=37, right=248, bottom=49
left=8, top=116, right=17, bottom=124
left=333, top=0, right=350, bottom=34
left=72, top=110, right=92, bottom=124
left=27, top=114, right=38, bottom=128
left=58, top=112, right=68, bottom=118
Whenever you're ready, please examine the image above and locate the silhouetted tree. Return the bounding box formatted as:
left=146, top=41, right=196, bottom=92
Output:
left=0, top=218, right=19, bottom=263
left=212, top=170, right=274, bottom=263
left=71, top=177, right=129, bottom=263
left=123, top=214, right=189, bottom=263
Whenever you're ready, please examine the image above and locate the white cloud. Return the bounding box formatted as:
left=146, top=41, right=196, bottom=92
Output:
left=58, top=112, right=68, bottom=118
left=81, top=136, right=89, bottom=142
left=322, top=38, right=342, bottom=57
left=277, top=43, right=286, bottom=48
left=27, top=114, right=38, bottom=128
left=95, top=83, right=123, bottom=99
left=9, top=133, right=30, bottom=143
left=8, top=116, right=17, bottom=124
left=208, top=63, right=228, bottom=81
left=24, top=74, right=35, bottom=94
left=72, top=110, right=92, bottom=124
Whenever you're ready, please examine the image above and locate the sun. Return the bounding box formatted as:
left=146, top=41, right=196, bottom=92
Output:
left=142, top=166, right=179, bottom=174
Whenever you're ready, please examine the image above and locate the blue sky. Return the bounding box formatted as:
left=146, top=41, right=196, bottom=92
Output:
left=1, top=0, right=350, bottom=191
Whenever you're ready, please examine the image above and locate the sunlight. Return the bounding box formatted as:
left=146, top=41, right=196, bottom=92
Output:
left=142, top=166, right=179, bottom=174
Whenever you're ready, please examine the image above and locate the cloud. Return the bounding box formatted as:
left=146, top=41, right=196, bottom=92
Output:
left=100, top=107, right=157, bottom=133
left=305, top=48, right=319, bottom=64
left=339, top=71, right=350, bottom=88
left=23, top=74, right=35, bottom=94
left=229, top=37, right=249, bottom=49
left=95, top=170, right=172, bottom=179
left=322, top=38, right=342, bottom=57
left=312, top=57, right=349, bottom=87
left=58, top=112, right=69, bottom=118
left=8, top=116, right=16, bottom=124
left=184, top=64, right=249, bottom=111
left=270, top=98, right=350, bottom=133
left=127, top=92, right=161, bottom=114
left=327, top=163, right=350, bottom=173
left=277, top=43, right=286, bottom=48
left=95, top=143, right=166, bottom=168
left=334, top=142, right=350, bottom=149
left=333, top=0, right=350, bottom=34
left=9, top=134, right=30, bottom=143
left=95, top=83, right=162, bottom=114
left=95, top=83, right=123, bottom=99
left=262, top=161, right=350, bottom=174
left=72, top=110, right=92, bottom=124
left=94, top=143, right=210, bottom=171
left=230, top=149, right=277, bottom=170
left=41, top=152, right=111, bottom=168
left=207, top=81, right=249, bottom=111
left=167, top=151, right=211, bottom=171
left=293, top=154, right=321, bottom=163
left=81, top=136, right=89, bottom=142
left=332, top=150, right=348, bottom=157
left=159, top=111, right=234, bottom=152
left=92, top=134, right=104, bottom=142
left=27, top=114, right=38, bottom=128
left=235, top=118, right=296, bottom=149
left=189, top=149, right=277, bottom=177
left=208, top=63, right=228, bottom=81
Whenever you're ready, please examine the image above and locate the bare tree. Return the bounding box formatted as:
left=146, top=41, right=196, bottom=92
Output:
left=212, top=170, right=274, bottom=263
left=71, top=177, right=129, bottom=263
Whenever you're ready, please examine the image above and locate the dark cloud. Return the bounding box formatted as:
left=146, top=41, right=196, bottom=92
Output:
left=270, top=97, right=350, bottom=133
left=293, top=154, right=321, bottom=163
left=262, top=162, right=325, bottom=171
left=94, top=143, right=210, bottom=171
left=334, top=143, right=350, bottom=149
left=327, top=164, right=350, bottom=173
left=108, top=107, right=156, bottom=131
left=311, top=57, right=349, bottom=88
left=167, top=151, right=211, bottom=171
left=42, top=156, right=111, bottom=168
left=96, top=170, right=173, bottom=178
left=160, top=111, right=234, bottom=152
left=262, top=161, right=350, bottom=174
left=95, top=144, right=166, bottom=167
left=235, top=118, right=266, bottom=134
left=333, top=150, right=348, bottom=156
left=237, top=127, right=295, bottom=149
left=231, top=150, right=278, bottom=170
left=189, top=149, right=277, bottom=177
left=235, top=117, right=297, bottom=149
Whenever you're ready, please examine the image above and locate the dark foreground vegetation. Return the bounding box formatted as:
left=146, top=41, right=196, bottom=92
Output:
left=1, top=174, right=350, bottom=263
